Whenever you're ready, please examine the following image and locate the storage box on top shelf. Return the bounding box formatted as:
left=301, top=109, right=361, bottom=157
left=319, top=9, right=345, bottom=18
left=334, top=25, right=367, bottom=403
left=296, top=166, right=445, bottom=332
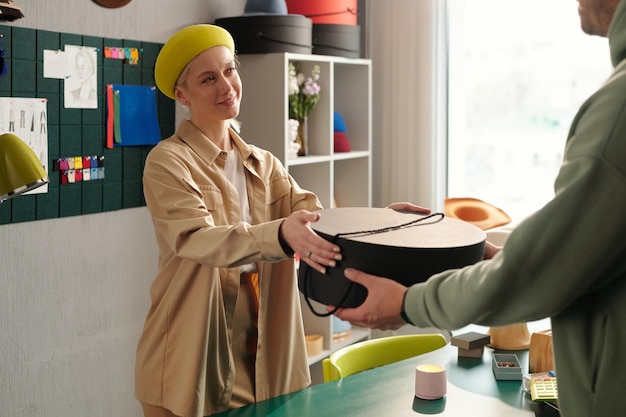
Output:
left=215, top=14, right=313, bottom=55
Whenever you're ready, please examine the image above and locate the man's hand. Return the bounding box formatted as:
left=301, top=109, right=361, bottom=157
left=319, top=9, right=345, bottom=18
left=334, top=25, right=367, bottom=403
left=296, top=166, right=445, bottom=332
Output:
left=329, top=268, right=409, bottom=331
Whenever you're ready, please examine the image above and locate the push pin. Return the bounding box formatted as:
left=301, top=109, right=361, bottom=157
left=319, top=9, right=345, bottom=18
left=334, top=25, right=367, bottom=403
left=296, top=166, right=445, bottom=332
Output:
left=451, top=331, right=491, bottom=358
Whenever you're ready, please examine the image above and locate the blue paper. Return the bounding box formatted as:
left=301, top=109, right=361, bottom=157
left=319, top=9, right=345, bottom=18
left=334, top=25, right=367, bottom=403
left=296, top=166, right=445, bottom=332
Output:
left=111, top=84, right=161, bottom=146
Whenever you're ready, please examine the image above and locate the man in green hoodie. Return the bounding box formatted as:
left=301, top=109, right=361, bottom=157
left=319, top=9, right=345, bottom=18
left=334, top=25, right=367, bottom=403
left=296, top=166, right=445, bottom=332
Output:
left=331, top=1, right=626, bottom=416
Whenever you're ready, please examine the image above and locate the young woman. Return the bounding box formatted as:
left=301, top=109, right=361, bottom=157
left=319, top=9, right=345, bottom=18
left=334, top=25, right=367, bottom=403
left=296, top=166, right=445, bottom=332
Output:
left=135, top=24, right=342, bottom=417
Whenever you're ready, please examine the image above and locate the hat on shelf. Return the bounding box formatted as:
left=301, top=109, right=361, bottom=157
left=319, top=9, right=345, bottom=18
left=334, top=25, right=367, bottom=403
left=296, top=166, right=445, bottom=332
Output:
left=444, top=197, right=511, bottom=231
left=334, top=111, right=348, bottom=132
left=154, top=25, right=235, bottom=100
left=244, top=0, right=288, bottom=14
left=333, top=112, right=351, bottom=152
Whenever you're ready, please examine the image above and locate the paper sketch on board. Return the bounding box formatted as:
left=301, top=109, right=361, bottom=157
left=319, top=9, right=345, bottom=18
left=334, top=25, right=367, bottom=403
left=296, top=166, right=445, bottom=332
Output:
left=64, top=45, right=98, bottom=109
left=43, top=49, right=68, bottom=79
left=0, top=97, right=49, bottom=195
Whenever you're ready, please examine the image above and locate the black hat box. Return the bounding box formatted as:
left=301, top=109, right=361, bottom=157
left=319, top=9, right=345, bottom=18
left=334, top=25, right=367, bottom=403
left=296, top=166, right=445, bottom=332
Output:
left=298, top=207, right=486, bottom=309
left=312, top=23, right=360, bottom=58
left=215, top=14, right=313, bottom=54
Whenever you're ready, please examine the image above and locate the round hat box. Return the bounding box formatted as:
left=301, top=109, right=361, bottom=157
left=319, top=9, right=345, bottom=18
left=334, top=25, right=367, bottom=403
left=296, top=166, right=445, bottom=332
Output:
left=286, top=0, right=358, bottom=25
left=215, top=14, right=313, bottom=54
left=312, top=23, right=360, bottom=58
left=298, top=207, right=486, bottom=309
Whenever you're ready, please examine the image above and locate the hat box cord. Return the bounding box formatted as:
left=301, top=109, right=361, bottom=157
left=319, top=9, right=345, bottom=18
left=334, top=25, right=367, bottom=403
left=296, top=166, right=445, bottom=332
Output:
left=303, top=212, right=445, bottom=317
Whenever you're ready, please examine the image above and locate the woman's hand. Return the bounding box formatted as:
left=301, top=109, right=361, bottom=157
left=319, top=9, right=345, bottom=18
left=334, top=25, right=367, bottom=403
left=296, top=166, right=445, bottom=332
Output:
left=484, top=241, right=501, bottom=260
left=280, top=210, right=342, bottom=274
left=386, top=201, right=431, bottom=214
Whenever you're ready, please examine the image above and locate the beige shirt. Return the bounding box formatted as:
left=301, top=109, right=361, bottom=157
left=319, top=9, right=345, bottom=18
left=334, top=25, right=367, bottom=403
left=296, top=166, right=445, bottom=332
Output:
left=136, top=120, right=321, bottom=416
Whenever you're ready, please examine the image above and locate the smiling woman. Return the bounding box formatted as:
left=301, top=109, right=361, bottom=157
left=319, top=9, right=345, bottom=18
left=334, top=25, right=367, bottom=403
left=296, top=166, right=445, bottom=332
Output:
left=137, top=24, right=342, bottom=417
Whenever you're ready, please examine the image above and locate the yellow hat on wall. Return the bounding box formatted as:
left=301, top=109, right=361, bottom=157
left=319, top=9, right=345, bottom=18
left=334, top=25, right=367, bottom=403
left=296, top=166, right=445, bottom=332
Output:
left=444, top=197, right=512, bottom=231
left=154, top=24, right=236, bottom=100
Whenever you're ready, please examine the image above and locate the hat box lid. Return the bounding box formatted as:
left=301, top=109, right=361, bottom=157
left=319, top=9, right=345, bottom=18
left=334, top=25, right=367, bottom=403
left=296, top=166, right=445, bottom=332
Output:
left=312, top=23, right=360, bottom=58
left=298, top=207, right=486, bottom=310
left=215, top=14, right=313, bottom=54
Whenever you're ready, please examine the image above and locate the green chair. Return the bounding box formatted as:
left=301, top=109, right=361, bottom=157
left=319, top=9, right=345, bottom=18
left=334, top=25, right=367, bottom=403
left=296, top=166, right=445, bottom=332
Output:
left=322, top=333, right=448, bottom=383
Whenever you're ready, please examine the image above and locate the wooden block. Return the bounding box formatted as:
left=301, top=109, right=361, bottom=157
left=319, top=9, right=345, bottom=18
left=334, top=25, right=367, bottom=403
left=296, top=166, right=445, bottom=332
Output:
left=457, top=347, right=485, bottom=358
left=529, top=329, right=554, bottom=373
left=451, top=332, right=491, bottom=350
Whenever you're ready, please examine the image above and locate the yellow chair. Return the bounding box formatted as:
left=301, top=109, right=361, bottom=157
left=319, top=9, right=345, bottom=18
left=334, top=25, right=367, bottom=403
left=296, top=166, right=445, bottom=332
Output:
left=322, top=333, right=448, bottom=382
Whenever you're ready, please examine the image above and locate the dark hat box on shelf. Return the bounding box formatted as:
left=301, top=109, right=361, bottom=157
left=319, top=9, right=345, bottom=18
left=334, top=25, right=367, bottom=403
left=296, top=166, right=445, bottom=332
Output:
left=215, top=14, right=313, bottom=54
left=312, top=23, right=360, bottom=58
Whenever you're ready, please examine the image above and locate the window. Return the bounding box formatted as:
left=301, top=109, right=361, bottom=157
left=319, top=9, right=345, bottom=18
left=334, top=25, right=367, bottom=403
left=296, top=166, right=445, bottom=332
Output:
left=447, top=0, right=611, bottom=222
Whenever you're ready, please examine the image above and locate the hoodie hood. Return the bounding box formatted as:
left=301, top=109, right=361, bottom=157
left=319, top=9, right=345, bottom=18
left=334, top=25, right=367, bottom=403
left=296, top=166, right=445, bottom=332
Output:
left=609, top=0, right=626, bottom=66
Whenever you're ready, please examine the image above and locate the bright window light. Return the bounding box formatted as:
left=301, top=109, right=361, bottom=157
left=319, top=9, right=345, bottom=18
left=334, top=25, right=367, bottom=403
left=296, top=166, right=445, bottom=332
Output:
left=447, top=0, right=611, bottom=222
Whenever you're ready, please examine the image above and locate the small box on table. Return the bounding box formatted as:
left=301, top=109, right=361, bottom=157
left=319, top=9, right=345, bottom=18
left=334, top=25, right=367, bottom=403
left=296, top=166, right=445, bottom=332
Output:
left=451, top=332, right=491, bottom=358
left=492, top=353, right=522, bottom=380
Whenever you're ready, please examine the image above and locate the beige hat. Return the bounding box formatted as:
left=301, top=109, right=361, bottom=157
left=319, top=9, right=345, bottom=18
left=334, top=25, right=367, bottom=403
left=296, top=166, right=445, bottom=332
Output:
left=154, top=24, right=235, bottom=100
left=444, top=197, right=511, bottom=231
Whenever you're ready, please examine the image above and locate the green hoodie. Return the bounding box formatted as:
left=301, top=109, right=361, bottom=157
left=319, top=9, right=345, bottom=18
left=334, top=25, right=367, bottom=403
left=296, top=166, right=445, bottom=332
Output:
left=405, top=2, right=626, bottom=416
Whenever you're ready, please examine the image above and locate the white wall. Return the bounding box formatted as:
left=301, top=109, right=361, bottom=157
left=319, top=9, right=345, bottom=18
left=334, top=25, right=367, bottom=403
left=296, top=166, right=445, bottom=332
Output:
left=0, top=1, right=245, bottom=416
left=1, top=209, right=157, bottom=416
left=7, top=0, right=247, bottom=43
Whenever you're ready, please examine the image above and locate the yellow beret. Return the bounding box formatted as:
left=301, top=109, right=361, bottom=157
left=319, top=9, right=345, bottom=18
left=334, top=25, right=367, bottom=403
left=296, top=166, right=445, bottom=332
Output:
left=154, top=24, right=235, bottom=100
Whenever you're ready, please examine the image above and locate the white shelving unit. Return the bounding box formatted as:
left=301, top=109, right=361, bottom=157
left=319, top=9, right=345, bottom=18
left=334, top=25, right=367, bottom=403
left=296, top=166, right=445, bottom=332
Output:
left=237, top=53, right=373, bottom=368
left=237, top=53, right=372, bottom=208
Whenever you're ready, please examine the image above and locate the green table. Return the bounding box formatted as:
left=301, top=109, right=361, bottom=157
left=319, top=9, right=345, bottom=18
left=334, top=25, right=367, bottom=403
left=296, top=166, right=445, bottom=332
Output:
left=215, top=344, right=560, bottom=417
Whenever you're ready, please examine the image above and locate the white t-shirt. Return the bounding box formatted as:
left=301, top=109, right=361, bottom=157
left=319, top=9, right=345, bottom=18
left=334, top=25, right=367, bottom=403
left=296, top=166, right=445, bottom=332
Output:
left=225, top=146, right=256, bottom=273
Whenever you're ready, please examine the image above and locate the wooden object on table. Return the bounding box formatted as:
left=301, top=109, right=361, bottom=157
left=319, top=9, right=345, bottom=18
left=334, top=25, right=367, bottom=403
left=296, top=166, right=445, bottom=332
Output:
left=451, top=331, right=491, bottom=358
left=529, top=329, right=554, bottom=373
left=487, top=323, right=531, bottom=350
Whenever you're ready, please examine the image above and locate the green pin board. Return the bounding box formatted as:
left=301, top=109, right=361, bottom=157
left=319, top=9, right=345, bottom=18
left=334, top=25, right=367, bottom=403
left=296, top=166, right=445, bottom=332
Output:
left=0, top=26, right=174, bottom=225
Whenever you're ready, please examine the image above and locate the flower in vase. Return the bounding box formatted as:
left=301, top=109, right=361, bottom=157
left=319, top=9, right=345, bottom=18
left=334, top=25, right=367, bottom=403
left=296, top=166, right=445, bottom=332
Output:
left=288, top=62, right=321, bottom=120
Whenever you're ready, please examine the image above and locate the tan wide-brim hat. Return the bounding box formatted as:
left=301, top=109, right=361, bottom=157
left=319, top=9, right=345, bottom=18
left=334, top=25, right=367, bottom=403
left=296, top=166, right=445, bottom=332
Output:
left=154, top=24, right=235, bottom=100
left=444, top=197, right=512, bottom=231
